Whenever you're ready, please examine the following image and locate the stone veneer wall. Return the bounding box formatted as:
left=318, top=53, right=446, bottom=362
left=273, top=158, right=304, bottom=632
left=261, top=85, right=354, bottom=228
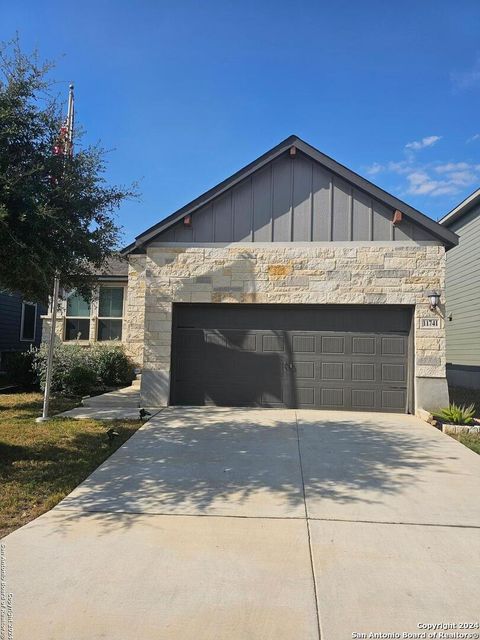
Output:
left=139, top=242, right=447, bottom=410
left=123, top=255, right=147, bottom=365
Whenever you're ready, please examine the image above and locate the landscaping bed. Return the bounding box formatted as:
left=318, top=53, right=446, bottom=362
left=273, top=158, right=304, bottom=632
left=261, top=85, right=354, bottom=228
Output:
left=436, top=386, right=480, bottom=456
left=0, top=392, right=142, bottom=538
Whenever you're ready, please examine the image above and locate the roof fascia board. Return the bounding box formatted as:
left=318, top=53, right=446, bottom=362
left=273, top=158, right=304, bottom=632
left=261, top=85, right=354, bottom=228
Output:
left=438, top=188, right=480, bottom=227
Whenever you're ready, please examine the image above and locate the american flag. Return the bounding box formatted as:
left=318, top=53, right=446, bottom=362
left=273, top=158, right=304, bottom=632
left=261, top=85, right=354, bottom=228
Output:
left=53, top=83, right=74, bottom=157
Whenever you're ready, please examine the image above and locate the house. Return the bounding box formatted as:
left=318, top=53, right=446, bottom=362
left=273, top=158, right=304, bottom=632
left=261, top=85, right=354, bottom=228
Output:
left=43, top=136, right=458, bottom=413
left=0, top=292, right=45, bottom=368
left=439, top=188, right=480, bottom=389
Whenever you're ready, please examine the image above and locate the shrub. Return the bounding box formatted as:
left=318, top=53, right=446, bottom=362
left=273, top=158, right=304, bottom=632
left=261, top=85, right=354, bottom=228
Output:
left=91, top=344, right=135, bottom=387
left=32, top=342, right=135, bottom=397
left=33, top=343, right=93, bottom=395
left=62, top=364, right=98, bottom=396
left=4, top=348, right=38, bottom=388
left=434, top=403, right=476, bottom=425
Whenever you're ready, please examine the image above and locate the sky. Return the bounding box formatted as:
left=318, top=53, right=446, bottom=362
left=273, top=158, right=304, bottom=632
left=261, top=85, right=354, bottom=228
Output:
left=2, top=1, right=480, bottom=246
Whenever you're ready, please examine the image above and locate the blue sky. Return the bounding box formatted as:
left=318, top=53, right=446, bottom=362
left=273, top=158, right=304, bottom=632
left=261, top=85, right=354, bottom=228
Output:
left=2, top=1, right=480, bottom=246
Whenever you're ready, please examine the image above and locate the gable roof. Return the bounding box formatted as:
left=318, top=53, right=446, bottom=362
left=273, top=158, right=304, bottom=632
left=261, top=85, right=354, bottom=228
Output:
left=439, top=187, right=480, bottom=228
left=122, top=135, right=458, bottom=253
left=92, top=256, right=128, bottom=280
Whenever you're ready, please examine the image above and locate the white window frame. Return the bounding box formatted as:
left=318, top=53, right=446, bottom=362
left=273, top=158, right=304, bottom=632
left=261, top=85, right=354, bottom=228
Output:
left=20, top=301, right=37, bottom=342
left=64, top=292, right=91, bottom=342
left=96, top=284, right=126, bottom=342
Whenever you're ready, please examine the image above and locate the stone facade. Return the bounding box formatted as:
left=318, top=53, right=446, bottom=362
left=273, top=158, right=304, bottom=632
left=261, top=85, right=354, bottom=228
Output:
left=138, top=241, right=448, bottom=411
left=123, top=255, right=147, bottom=365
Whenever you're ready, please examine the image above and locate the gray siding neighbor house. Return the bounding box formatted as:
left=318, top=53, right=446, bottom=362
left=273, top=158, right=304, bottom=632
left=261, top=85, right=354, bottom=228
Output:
left=439, top=188, right=480, bottom=389
left=43, top=135, right=458, bottom=413
left=0, top=292, right=45, bottom=367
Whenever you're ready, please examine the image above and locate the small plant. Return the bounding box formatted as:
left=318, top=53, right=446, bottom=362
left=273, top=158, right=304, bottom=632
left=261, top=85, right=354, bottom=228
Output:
left=434, top=403, right=476, bottom=425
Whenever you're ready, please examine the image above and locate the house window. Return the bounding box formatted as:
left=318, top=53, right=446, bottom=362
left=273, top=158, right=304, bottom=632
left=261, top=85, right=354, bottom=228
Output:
left=65, top=292, right=91, bottom=341
left=97, top=286, right=124, bottom=341
left=20, top=302, right=37, bottom=341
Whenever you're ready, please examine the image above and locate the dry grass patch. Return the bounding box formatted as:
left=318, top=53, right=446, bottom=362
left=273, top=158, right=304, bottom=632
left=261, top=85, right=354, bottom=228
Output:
left=0, top=392, right=142, bottom=538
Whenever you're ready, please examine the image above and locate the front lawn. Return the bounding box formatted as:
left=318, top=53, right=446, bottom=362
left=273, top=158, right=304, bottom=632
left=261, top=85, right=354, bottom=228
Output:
left=448, top=431, right=480, bottom=455
left=0, top=392, right=142, bottom=538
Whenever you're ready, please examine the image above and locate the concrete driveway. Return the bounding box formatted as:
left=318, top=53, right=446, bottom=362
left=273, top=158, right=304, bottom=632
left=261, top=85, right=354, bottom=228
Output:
left=3, top=408, right=480, bottom=639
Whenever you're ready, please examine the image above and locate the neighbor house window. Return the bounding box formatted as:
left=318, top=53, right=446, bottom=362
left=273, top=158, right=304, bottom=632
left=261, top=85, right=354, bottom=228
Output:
left=65, top=292, right=91, bottom=341
left=20, top=302, right=37, bottom=341
left=97, top=286, right=124, bottom=341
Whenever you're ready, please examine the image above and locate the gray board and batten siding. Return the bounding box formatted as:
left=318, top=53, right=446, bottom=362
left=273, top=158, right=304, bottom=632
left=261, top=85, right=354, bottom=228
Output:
left=123, top=136, right=457, bottom=252
left=441, top=195, right=480, bottom=387
left=157, top=152, right=438, bottom=244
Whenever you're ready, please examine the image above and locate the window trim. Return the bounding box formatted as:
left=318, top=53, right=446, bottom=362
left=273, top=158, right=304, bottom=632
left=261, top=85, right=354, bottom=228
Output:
left=96, top=285, right=126, bottom=342
left=20, top=301, right=37, bottom=342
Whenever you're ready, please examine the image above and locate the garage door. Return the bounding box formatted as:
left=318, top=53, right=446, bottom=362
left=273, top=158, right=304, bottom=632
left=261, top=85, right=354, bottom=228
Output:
left=171, top=304, right=412, bottom=413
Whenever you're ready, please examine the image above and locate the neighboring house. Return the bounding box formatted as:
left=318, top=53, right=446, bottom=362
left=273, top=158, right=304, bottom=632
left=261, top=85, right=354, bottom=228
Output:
left=0, top=292, right=45, bottom=368
left=41, top=257, right=129, bottom=348
left=439, top=188, right=480, bottom=389
left=43, top=135, right=458, bottom=413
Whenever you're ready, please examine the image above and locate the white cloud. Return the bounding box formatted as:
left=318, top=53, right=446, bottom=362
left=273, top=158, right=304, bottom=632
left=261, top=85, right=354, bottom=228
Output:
left=406, top=171, right=460, bottom=197
left=435, top=162, right=470, bottom=173
left=405, top=163, right=479, bottom=197
left=467, top=134, right=480, bottom=143
left=451, top=56, right=480, bottom=91
left=387, top=161, right=412, bottom=175
left=405, top=135, right=441, bottom=151
left=364, top=135, right=480, bottom=200
left=365, top=162, right=384, bottom=176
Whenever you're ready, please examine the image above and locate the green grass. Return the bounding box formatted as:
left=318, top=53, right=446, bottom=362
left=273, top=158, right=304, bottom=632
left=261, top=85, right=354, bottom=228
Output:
left=448, top=431, right=480, bottom=455
left=0, top=392, right=142, bottom=538
left=453, top=432, right=480, bottom=455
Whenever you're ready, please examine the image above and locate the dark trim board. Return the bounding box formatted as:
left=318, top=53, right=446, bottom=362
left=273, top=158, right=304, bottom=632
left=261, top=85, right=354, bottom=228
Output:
left=170, top=303, right=415, bottom=413
left=446, top=363, right=480, bottom=390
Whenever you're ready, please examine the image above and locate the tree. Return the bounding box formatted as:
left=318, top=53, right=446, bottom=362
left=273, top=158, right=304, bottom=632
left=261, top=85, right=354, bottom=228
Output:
left=0, top=38, right=137, bottom=303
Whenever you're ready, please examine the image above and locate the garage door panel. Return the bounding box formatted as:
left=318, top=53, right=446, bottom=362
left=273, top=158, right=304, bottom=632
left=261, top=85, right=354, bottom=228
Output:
left=292, top=335, right=316, bottom=353
left=381, top=336, right=406, bottom=355
left=351, top=389, right=376, bottom=409
left=352, top=336, right=376, bottom=355
left=320, top=388, right=346, bottom=407
left=352, top=363, right=376, bottom=381
left=171, top=304, right=411, bottom=413
left=321, top=362, right=345, bottom=381
left=321, top=336, right=345, bottom=354
left=382, top=363, right=407, bottom=383
left=382, top=389, right=407, bottom=410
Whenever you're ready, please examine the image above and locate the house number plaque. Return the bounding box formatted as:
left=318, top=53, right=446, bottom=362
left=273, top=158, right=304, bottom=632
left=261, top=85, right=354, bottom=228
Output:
left=420, top=318, right=440, bottom=329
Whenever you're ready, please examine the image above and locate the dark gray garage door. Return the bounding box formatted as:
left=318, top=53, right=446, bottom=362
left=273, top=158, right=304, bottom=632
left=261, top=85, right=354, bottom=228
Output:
left=171, top=304, right=412, bottom=413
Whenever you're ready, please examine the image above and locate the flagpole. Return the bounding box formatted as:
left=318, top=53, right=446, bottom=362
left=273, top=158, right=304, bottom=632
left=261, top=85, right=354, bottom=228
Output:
left=36, top=84, right=74, bottom=423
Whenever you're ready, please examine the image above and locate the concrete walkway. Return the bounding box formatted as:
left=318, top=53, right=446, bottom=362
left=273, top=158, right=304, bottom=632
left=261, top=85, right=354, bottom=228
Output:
left=3, top=408, right=480, bottom=639
left=56, top=378, right=162, bottom=420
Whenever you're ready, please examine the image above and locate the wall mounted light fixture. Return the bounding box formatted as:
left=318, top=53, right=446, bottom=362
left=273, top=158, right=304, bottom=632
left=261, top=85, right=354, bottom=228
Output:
left=426, top=290, right=440, bottom=311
